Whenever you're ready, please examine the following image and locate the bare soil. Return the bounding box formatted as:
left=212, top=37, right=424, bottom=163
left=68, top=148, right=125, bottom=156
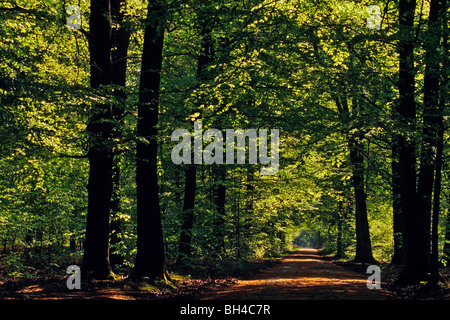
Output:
left=4, top=248, right=439, bottom=300
left=196, top=248, right=394, bottom=300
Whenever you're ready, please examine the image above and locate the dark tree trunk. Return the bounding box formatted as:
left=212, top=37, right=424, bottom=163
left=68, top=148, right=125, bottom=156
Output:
left=396, top=0, right=419, bottom=285
left=109, top=0, right=131, bottom=269
left=348, top=136, right=375, bottom=263
left=430, top=116, right=443, bottom=285
left=83, top=0, right=114, bottom=279
left=334, top=95, right=375, bottom=263
left=25, top=232, right=32, bottom=254
left=177, top=164, right=197, bottom=263
left=241, top=166, right=255, bottom=258
left=398, top=0, right=446, bottom=285
left=132, top=0, right=166, bottom=280
left=177, top=15, right=214, bottom=264
left=213, top=165, right=226, bottom=256
left=391, top=140, right=405, bottom=264
left=411, top=0, right=443, bottom=283
left=35, top=231, right=42, bottom=254
left=444, top=208, right=450, bottom=264
left=84, top=148, right=113, bottom=279
left=429, top=0, right=447, bottom=285
left=336, top=201, right=344, bottom=259
left=444, top=206, right=450, bottom=264
left=109, top=159, right=124, bottom=267
left=441, top=2, right=450, bottom=266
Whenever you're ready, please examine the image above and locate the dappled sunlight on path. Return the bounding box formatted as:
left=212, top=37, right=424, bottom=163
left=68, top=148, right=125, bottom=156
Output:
left=199, top=248, right=393, bottom=300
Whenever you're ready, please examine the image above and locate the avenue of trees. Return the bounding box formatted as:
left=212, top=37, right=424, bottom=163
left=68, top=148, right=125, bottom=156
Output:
left=0, top=0, right=449, bottom=287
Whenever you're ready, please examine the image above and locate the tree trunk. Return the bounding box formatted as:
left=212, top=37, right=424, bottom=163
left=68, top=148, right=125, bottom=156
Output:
left=109, top=0, right=131, bottom=269
left=391, top=140, right=405, bottom=264
left=440, top=1, right=450, bottom=266
left=398, top=0, right=446, bottom=285
left=412, top=0, right=443, bottom=283
left=348, top=136, right=375, bottom=263
left=177, top=164, right=196, bottom=263
left=242, top=166, right=255, bottom=258
left=176, top=17, right=213, bottom=264
left=429, top=0, right=447, bottom=285
left=132, top=0, right=166, bottom=280
left=83, top=0, right=114, bottom=279
left=396, top=0, right=419, bottom=285
left=334, top=95, right=375, bottom=263
left=430, top=116, right=443, bottom=285
left=336, top=201, right=344, bottom=259
left=109, top=158, right=124, bottom=267
left=213, top=165, right=226, bottom=256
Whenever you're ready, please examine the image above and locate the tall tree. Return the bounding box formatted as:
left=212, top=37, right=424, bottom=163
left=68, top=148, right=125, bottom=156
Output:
left=440, top=1, right=450, bottom=267
left=395, top=0, right=419, bottom=284
left=109, top=0, right=131, bottom=268
left=391, top=141, right=405, bottom=264
left=398, top=0, right=447, bottom=285
left=412, top=0, right=443, bottom=283
left=348, top=131, right=375, bottom=263
left=177, top=10, right=215, bottom=264
left=426, top=0, right=447, bottom=285
left=212, top=165, right=227, bottom=255
left=83, top=0, right=115, bottom=279
left=334, top=95, right=375, bottom=263
left=132, top=0, right=166, bottom=280
left=83, top=0, right=130, bottom=278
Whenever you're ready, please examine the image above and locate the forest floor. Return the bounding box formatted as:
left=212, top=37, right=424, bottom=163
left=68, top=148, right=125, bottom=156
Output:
left=195, top=248, right=392, bottom=300
left=1, top=248, right=449, bottom=300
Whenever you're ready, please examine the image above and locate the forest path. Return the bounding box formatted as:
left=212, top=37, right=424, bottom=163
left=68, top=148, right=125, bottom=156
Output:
left=0, top=249, right=395, bottom=300
left=197, top=248, right=394, bottom=300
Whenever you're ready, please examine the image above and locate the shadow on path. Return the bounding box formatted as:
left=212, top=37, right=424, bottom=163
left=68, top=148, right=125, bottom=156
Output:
left=198, top=248, right=394, bottom=300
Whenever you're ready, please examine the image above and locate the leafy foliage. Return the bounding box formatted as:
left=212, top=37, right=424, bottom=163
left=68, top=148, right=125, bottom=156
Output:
left=0, top=0, right=448, bottom=286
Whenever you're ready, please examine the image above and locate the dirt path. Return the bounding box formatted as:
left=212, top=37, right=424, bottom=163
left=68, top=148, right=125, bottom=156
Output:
left=198, top=248, right=394, bottom=300
left=0, top=248, right=396, bottom=300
